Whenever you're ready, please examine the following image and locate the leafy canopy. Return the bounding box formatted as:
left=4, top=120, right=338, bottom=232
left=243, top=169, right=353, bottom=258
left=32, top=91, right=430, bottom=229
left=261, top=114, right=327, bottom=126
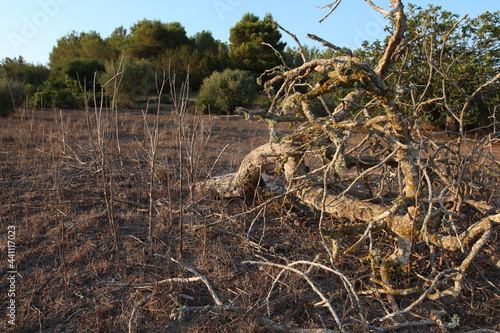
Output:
left=123, top=20, right=190, bottom=60
left=229, top=13, right=286, bottom=74
left=357, top=5, right=500, bottom=128
left=49, top=31, right=113, bottom=68
left=196, top=69, right=258, bottom=114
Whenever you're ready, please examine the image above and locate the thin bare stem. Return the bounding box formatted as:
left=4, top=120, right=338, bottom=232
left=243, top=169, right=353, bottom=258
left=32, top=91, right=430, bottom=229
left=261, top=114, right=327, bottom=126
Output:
left=244, top=260, right=345, bottom=332
left=157, top=255, right=223, bottom=306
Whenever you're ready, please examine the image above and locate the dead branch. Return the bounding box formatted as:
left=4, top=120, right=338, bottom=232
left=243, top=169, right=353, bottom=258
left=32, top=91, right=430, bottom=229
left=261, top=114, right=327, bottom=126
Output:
left=155, top=255, right=222, bottom=306
left=427, top=225, right=495, bottom=300
left=66, top=210, right=107, bottom=229
left=128, top=292, right=161, bottom=333
left=423, top=212, right=500, bottom=252
left=244, top=260, right=345, bottom=332
left=104, top=276, right=202, bottom=288
left=364, top=320, right=437, bottom=332
left=175, top=304, right=343, bottom=332
left=316, top=1, right=343, bottom=24
left=376, top=268, right=459, bottom=321
left=197, top=141, right=300, bottom=198
left=265, top=260, right=364, bottom=321
left=271, top=19, right=308, bottom=63
left=307, top=33, right=353, bottom=56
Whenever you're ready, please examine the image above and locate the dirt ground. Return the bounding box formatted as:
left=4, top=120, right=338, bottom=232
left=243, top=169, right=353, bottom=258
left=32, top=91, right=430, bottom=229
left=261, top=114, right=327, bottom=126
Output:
left=1, top=107, right=499, bottom=332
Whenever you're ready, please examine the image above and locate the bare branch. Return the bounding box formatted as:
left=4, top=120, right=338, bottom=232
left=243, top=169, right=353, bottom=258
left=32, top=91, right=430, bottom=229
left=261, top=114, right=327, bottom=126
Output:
left=377, top=269, right=459, bottom=321
left=460, top=71, right=500, bottom=127
left=316, top=1, right=343, bottom=23
left=175, top=304, right=343, bottom=332
left=272, top=19, right=308, bottom=63
left=364, top=0, right=400, bottom=16
left=128, top=292, right=161, bottom=333
left=104, top=276, right=202, bottom=288
left=155, top=255, right=223, bottom=306
left=374, top=0, right=406, bottom=76
left=244, top=260, right=345, bottom=332
left=365, top=320, right=437, bottom=332
left=307, top=33, right=353, bottom=56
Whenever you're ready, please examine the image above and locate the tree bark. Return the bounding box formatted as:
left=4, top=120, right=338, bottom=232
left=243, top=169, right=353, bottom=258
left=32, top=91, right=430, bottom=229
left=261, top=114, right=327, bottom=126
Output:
left=199, top=141, right=499, bottom=258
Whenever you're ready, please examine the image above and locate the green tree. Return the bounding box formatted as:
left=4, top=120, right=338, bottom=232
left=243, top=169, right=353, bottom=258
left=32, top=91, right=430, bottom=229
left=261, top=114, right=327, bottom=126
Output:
left=1, top=56, right=50, bottom=87
left=158, top=31, right=230, bottom=90
left=1, top=56, right=50, bottom=99
left=360, top=5, right=500, bottom=129
left=0, top=57, right=51, bottom=114
left=100, top=57, right=158, bottom=107
left=49, top=31, right=82, bottom=68
left=229, top=13, right=286, bottom=74
left=191, top=31, right=217, bottom=51
left=196, top=69, right=258, bottom=114
left=0, top=67, right=24, bottom=116
left=33, top=75, right=81, bottom=108
left=49, top=31, right=113, bottom=68
left=35, top=58, right=105, bottom=108
left=123, top=20, right=189, bottom=60
left=80, top=31, right=114, bottom=61
left=51, top=58, right=105, bottom=91
left=106, top=26, right=128, bottom=60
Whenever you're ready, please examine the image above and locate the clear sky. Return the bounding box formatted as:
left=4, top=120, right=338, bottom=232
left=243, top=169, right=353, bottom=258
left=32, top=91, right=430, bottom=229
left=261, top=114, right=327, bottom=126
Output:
left=0, top=0, right=497, bottom=66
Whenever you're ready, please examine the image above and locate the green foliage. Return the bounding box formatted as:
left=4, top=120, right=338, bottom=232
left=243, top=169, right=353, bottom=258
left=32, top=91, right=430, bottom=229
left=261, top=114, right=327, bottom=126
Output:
left=190, top=30, right=220, bottom=53
left=42, top=20, right=234, bottom=108
left=49, top=32, right=82, bottom=67
left=360, top=5, right=500, bottom=129
left=51, top=58, right=105, bottom=90
left=49, top=31, right=114, bottom=68
left=1, top=56, right=50, bottom=88
left=123, top=20, right=190, bottom=60
left=0, top=57, right=50, bottom=115
left=158, top=32, right=230, bottom=90
left=112, top=20, right=230, bottom=92
left=106, top=26, right=128, bottom=60
left=33, top=58, right=106, bottom=108
left=33, top=75, right=82, bottom=109
left=196, top=69, right=258, bottom=114
left=229, top=13, right=286, bottom=74
left=0, top=68, right=24, bottom=117
left=100, top=58, right=158, bottom=108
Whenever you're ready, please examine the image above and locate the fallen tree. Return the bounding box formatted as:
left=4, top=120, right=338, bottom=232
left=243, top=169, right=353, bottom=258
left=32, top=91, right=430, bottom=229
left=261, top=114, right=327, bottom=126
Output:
left=198, top=0, right=500, bottom=328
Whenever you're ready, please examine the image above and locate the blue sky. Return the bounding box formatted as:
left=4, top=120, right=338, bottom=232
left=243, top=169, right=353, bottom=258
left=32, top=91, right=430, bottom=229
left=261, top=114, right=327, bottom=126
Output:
left=0, top=0, right=497, bottom=66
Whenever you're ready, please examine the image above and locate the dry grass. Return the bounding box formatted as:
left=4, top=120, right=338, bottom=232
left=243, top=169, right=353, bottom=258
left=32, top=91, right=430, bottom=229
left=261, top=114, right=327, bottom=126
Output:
left=1, top=107, right=499, bottom=332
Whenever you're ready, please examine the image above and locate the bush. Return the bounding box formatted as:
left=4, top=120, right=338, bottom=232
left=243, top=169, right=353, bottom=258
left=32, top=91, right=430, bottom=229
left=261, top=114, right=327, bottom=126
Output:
left=0, top=72, right=24, bottom=117
left=196, top=69, right=257, bottom=114
left=33, top=75, right=82, bottom=109
left=100, top=58, right=158, bottom=108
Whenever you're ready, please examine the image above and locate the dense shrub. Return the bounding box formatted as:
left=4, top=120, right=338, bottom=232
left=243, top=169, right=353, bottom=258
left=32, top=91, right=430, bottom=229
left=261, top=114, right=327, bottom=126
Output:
left=32, top=58, right=106, bottom=109
left=1, top=57, right=50, bottom=88
left=1, top=57, right=50, bottom=115
left=33, top=75, right=82, bottom=109
left=196, top=69, right=257, bottom=114
left=0, top=72, right=24, bottom=117
left=51, top=58, right=105, bottom=91
left=100, top=58, right=158, bottom=108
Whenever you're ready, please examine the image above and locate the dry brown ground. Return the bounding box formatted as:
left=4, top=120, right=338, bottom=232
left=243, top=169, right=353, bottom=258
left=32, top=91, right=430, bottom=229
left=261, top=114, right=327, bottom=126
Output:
left=1, top=107, right=499, bottom=332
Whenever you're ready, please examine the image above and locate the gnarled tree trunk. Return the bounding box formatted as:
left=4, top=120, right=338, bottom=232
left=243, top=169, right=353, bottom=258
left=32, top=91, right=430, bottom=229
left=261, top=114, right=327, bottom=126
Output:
left=199, top=0, right=500, bottom=301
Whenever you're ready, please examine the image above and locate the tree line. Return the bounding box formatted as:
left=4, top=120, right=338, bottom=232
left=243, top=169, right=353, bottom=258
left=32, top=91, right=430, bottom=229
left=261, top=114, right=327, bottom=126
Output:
left=0, top=13, right=282, bottom=114
left=1, top=5, right=499, bottom=129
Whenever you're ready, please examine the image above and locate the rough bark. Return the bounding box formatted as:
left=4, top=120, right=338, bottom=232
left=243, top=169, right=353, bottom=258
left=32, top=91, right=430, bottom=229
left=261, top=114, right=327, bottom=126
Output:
left=198, top=141, right=499, bottom=255
left=198, top=142, right=299, bottom=198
